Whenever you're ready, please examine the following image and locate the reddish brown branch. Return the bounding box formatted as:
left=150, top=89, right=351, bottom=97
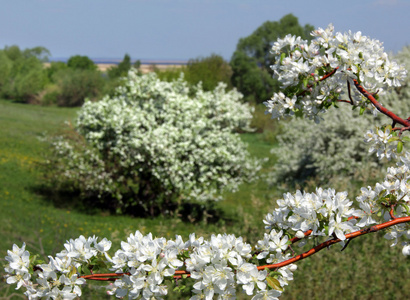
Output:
left=298, top=67, right=339, bottom=97
left=80, top=216, right=410, bottom=282
left=389, top=206, right=397, bottom=220
left=352, top=79, right=410, bottom=129
left=298, top=69, right=410, bottom=133
left=317, top=67, right=339, bottom=84
left=392, top=126, right=410, bottom=136
left=337, top=100, right=354, bottom=104
left=256, top=215, right=410, bottom=271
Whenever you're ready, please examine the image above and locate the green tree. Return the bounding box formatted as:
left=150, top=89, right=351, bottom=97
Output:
left=230, top=14, right=314, bottom=103
left=67, top=55, right=97, bottom=71
left=0, top=45, right=49, bottom=102
left=107, top=53, right=132, bottom=79
left=23, top=46, right=51, bottom=62
left=3, top=45, right=23, bottom=61
left=184, top=54, right=232, bottom=91
left=133, top=59, right=141, bottom=69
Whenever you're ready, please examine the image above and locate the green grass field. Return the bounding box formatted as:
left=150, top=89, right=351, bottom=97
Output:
left=1, top=99, right=409, bottom=299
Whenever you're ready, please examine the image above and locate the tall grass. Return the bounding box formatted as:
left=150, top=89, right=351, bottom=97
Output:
left=0, top=99, right=409, bottom=299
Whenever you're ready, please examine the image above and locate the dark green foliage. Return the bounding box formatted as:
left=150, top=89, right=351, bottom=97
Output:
left=3, top=45, right=23, bottom=61
left=230, top=50, right=277, bottom=102
left=53, top=69, right=104, bottom=107
left=104, top=54, right=141, bottom=96
left=67, top=55, right=97, bottom=71
left=46, top=61, right=68, bottom=83
left=230, top=14, right=314, bottom=103
left=156, top=54, right=232, bottom=92
left=155, top=67, right=184, bottom=82
left=133, top=59, right=141, bottom=69
left=107, top=54, right=133, bottom=79
left=184, top=54, right=232, bottom=91
left=22, top=46, right=51, bottom=62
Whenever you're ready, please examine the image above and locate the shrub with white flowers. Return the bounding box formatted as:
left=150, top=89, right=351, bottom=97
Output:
left=44, top=71, right=259, bottom=215
left=6, top=25, right=410, bottom=299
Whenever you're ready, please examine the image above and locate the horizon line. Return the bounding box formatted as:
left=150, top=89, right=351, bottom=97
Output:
left=49, top=57, right=189, bottom=65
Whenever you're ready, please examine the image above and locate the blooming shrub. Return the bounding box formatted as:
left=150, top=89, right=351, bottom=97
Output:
left=45, top=71, right=259, bottom=215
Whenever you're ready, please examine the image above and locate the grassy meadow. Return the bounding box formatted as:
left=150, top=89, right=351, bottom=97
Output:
left=1, top=99, right=409, bottom=299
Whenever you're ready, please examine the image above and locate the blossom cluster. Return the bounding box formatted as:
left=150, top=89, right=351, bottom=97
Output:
left=107, top=231, right=183, bottom=299
left=5, top=231, right=295, bottom=300
left=107, top=231, right=288, bottom=299
left=364, top=127, right=398, bottom=161
left=263, top=188, right=362, bottom=242
left=4, top=236, right=111, bottom=299
left=357, top=150, right=410, bottom=254
left=264, top=24, right=407, bottom=122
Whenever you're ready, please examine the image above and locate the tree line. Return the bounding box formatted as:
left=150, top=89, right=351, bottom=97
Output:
left=0, top=14, right=312, bottom=107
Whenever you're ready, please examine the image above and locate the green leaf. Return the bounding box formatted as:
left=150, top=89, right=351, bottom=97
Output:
left=266, top=277, right=284, bottom=292
left=388, top=136, right=400, bottom=143
left=403, top=204, right=410, bottom=215
left=397, top=141, right=403, bottom=153
left=280, top=53, right=286, bottom=64
left=29, top=254, right=39, bottom=266
left=385, top=125, right=393, bottom=132
left=68, top=266, right=77, bottom=278
left=402, top=136, right=410, bottom=142
left=359, top=107, right=365, bottom=115
left=303, top=77, right=309, bottom=87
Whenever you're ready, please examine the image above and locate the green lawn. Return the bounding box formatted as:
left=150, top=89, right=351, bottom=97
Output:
left=1, top=100, right=409, bottom=299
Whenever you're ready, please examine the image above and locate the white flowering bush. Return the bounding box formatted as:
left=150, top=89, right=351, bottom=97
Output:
left=6, top=25, right=410, bottom=299
left=44, top=71, right=259, bottom=215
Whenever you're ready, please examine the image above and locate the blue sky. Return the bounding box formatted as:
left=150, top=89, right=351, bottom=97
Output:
left=1, top=0, right=409, bottom=61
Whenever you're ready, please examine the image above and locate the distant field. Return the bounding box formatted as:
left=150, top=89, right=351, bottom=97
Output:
left=1, top=100, right=410, bottom=299
left=43, top=61, right=186, bottom=73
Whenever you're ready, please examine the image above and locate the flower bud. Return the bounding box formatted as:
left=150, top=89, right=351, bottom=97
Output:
left=296, top=231, right=305, bottom=239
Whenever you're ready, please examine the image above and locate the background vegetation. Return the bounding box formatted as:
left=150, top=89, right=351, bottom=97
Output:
left=230, top=14, right=314, bottom=104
